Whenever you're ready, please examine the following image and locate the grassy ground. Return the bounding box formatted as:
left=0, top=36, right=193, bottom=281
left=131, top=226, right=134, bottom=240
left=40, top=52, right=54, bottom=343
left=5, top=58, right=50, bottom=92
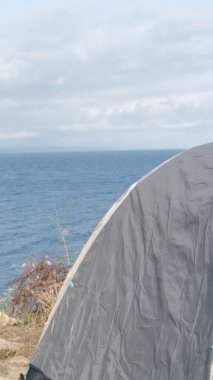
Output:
left=0, top=258, right=69, bottom=361
left=0, top=309, right=49, bottom=360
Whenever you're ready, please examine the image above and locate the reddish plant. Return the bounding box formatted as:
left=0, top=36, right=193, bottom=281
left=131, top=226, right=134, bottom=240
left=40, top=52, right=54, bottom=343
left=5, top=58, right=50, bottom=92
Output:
left=9, top=258, right=69, bottom=315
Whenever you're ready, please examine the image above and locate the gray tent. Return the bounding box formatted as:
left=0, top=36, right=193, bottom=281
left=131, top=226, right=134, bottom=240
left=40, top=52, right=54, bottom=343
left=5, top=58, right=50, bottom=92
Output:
left=24, top=143, right=213, bottom=380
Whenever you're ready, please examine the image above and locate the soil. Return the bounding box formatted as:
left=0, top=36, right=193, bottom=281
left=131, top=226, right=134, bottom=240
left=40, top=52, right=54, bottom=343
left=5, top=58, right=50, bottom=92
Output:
left=0, top=314, right=32, bottom=380
left=0, top=356, right=28, bottom=380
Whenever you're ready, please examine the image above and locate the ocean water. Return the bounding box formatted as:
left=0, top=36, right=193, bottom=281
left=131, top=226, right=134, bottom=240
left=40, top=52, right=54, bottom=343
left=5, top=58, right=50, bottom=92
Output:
left=0, top=150, right=181, bottom=293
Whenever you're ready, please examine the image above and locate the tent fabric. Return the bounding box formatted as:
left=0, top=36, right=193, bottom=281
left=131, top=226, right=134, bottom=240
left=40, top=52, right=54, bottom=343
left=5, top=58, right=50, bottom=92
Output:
left=29, top=143, right=213, bottom=379
left=21, top=364, right=52, bottom=380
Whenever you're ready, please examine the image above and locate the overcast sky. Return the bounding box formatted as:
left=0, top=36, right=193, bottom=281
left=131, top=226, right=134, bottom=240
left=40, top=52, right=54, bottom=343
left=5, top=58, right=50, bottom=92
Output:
left=0, top=0, right=213, bottom=152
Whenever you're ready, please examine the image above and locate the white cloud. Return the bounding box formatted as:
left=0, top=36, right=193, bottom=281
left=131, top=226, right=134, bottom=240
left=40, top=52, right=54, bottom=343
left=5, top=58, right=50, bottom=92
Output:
left=0, top=0, right=213, bottom=151
left=0, top=131, right=38, bottom=139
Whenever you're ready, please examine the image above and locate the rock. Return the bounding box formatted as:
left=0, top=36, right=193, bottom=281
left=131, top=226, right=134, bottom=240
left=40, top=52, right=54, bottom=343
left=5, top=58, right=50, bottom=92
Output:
left=0, top=356, right=28, bottom=380
left=29, top=303, right=38, bottom=313
left=0, top=313, right=17, bottom=327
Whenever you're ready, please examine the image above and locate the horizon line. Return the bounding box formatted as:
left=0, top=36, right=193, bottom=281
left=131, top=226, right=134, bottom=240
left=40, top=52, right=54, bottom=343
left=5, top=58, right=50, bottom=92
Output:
left=0, top=148, right=184, bottom=155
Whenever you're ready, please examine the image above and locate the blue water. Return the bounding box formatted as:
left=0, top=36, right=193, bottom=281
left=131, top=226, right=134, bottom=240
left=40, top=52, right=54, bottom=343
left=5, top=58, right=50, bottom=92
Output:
left=0, top=150, right=181, bottom=293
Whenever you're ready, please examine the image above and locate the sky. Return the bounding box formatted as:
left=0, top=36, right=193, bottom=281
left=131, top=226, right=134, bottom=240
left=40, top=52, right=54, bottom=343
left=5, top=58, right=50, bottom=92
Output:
left=0, top=0, right=213, bottom=152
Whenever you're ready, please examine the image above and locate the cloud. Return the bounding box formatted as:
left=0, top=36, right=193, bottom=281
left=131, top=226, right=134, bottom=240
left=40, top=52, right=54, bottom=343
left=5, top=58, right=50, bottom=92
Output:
left=0, top=0, right=213, bottom=151
left=0, top=131, right=38, bottom=139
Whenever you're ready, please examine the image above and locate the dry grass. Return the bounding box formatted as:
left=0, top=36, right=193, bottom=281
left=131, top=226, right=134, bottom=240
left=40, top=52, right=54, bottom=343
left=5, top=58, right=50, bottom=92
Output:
left=0, top=258, right=69, bottom=361
left=0, top=308, right=51, bottom=359
left=0, top=348, right=22, bottom=360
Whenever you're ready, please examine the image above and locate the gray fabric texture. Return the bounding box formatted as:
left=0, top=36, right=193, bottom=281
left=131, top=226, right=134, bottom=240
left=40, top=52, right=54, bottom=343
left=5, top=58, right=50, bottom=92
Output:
left=31, top=143, right=213, bottom=379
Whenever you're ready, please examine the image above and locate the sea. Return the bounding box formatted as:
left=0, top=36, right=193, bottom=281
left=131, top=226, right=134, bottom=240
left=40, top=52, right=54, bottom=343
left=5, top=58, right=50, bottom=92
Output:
left=0, top=150, right=181, bottom=294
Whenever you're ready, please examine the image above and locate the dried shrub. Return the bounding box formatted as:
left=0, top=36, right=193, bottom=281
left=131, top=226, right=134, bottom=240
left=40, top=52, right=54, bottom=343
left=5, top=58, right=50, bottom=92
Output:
left=8, top=258, right=69, bottom=317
